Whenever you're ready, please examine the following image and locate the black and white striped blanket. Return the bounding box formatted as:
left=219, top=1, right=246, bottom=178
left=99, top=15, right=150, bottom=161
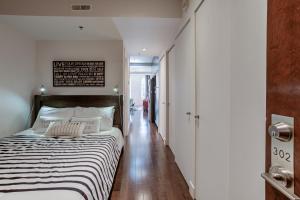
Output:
left=0, top=134, right=121, bottom=200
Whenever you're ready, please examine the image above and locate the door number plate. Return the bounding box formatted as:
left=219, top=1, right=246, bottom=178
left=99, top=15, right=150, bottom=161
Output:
left=271, top=114, right=294, bottom=192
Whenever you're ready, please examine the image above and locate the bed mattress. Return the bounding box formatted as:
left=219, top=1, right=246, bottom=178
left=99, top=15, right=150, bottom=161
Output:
left=0, top=128, right=124, bottom=200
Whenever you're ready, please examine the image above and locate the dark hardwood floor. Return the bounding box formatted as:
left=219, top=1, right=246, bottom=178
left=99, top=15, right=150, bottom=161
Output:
left=111, top=109, right=192, bottom=200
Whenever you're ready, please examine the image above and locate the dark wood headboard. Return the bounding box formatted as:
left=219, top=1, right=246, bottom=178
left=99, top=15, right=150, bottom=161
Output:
left=33, top=95, right=123, bottom=132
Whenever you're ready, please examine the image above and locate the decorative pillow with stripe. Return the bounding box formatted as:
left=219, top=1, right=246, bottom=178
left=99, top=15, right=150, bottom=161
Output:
left=33, top=116, right=68, bottom=133
left=45, top=121, right=86, bottom=137
left=71, top=117, right=102, bottom=134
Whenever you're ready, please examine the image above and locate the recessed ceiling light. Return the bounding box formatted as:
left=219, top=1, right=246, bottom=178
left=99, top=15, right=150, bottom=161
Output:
left=78, top=25, right=84, bottom=30
left=142, top=48, right=147, bottom=52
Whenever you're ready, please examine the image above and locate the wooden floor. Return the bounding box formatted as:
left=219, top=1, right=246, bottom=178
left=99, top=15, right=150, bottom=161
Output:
left=110, top=109, right=192, bottom=200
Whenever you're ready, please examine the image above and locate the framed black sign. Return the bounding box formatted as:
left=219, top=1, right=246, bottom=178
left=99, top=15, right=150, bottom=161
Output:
left=53, top=61, right=105, bottom=87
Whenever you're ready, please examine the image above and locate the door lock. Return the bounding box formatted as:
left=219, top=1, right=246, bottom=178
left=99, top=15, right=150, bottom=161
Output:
left=262, top=115, right=296, bottom=199
left=268, top=122, right=293, bottom=142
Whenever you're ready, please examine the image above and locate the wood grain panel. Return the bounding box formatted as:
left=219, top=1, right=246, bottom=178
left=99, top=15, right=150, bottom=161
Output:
left=266, top=0, right=300, bottom=199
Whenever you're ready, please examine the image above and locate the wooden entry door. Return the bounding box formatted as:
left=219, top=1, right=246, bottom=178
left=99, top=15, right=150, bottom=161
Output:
left=266, top=0, right=300, bottom=199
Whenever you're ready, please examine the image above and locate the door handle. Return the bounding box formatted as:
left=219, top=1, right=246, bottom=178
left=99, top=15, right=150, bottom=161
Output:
left=194, top=115, right=200, bottom=119
left=186, top=112, right=191, bottom=115
left=261, top=171, right=299, bottom=200
left=269, top=166, right=293, bottom=188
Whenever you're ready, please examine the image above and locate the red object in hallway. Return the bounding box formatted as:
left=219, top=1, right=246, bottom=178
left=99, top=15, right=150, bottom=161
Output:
left=143, top=99, right=149, bottom=112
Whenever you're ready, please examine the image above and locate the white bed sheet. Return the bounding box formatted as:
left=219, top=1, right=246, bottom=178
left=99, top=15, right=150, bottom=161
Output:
left=0, top=128, right=124, bottom=200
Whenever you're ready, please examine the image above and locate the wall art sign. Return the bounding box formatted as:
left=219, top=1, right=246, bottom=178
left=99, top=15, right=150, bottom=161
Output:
left=53, top=61, right=105, bottom=87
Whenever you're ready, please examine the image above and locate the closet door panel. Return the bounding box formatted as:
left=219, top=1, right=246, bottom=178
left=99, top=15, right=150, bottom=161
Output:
left=174, top=19, right=196, bottom=192
left=159, top=56, right=167, bottom=143
left=168, top=47, right=176, bottom=153
left=195, top=0, right=231, bottom=199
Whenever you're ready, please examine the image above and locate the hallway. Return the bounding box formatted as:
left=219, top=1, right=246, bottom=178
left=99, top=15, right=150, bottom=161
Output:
left=111, top=109, right=192, bottom=200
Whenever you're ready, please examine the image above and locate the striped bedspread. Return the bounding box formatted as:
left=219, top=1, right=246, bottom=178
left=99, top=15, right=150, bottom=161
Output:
left=0, top=134, right=121, bottom=200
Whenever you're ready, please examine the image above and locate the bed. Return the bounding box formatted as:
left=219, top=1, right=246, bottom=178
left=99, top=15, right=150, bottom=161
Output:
left=0, top=95, right=124, bottom=200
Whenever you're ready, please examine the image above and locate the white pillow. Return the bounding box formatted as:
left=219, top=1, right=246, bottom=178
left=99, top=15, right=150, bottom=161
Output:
left=71, top=117, right=101, bottom=134
left=45, top=121, right=85, bottom=137
left=74, top=106, right=115, bottom=131
left=33, top=116, right=68, bottom=133
left=32, top=106, right=74, bottom=130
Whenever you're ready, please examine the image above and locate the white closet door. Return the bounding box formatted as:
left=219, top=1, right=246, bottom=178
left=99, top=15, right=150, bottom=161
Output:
left=174, top=19, right=196, bottom=193
left=195, top=1, right=231, bottom=199
left=123, top=55, right=130, bottom=136
left=168, top=47, right=176, bottom=153
left=159, top=56, right=167, bottom=143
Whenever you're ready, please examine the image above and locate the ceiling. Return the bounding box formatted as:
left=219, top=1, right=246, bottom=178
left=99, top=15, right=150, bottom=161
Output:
left=0, top=15, right=122, bottom=40
left=114, top=17, right=180, bottom=56
left=0, top=15, right=181, bottom=56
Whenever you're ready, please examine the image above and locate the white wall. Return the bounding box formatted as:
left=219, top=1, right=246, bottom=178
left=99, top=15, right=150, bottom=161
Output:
left=36, top=40, right=123, bottom=95
left=229, top=0, right=267, bottom=200
left=0, top=23, right=36, bottom=136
